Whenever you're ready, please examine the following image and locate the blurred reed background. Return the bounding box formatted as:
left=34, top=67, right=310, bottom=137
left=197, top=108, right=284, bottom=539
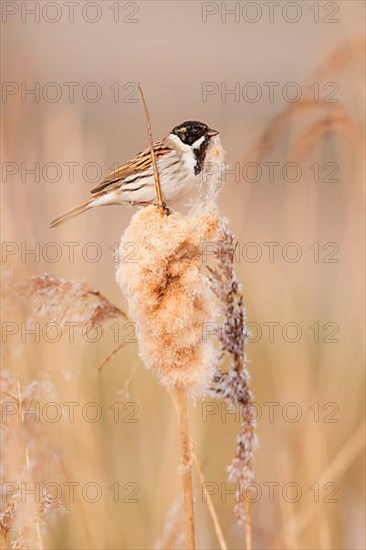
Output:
left=1, top=1, right=365, bottom=549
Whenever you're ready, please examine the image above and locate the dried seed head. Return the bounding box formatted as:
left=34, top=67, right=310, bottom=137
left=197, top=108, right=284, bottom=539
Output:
left=116, top=205, right=221, bottom=396
left=208, top=221, right=257, bottom=523
left=12, top=274, right=125, bottom=327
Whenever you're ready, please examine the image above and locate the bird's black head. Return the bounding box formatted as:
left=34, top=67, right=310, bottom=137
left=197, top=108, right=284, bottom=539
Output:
left=171, top=120, right=219, bottom=146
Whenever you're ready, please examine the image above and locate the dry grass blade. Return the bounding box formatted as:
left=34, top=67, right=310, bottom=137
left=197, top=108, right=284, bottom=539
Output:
left=194, top=455, right=228, bottom=550
left=137, top=83, right=164, bottom=212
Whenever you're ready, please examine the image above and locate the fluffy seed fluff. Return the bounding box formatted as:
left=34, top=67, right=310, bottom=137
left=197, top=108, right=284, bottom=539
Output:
left=116, top=205, right=221, bottom=396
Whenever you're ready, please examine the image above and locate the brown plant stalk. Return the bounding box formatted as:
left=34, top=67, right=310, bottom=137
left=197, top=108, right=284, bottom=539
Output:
left=194, top=456, right=228, bottom=550
left=174, top=386, right=196, bottom=550
left=137, top=83, right=164, bottom=212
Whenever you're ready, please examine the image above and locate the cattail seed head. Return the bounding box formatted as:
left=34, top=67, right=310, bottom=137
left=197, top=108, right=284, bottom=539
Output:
left=116, top=205, right=221, bottom=396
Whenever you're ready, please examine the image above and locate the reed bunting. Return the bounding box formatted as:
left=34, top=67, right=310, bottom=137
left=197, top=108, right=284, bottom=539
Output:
left=50, top=120, right=223, bottom=228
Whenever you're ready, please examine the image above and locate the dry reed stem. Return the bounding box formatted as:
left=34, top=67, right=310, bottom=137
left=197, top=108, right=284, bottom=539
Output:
left=174, top=386, right=196, bottom=550
left=194, top=456, right=228, bottom=550
left=137, top=83, right=164, bottom=212
left=244, top=500, right=252, bottom=550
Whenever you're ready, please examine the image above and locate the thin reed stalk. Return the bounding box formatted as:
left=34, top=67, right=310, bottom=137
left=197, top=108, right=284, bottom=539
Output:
left=244, top=501, right=252, bottom=550
left=174, top=386, right=196, bottom=550
left=137, top=83, right=164, bottom=212
left=194, top=456, right=228, bottom=550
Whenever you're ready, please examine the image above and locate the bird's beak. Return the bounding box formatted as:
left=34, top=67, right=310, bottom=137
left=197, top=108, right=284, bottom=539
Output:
left=207, top=129, right=219, bottom=137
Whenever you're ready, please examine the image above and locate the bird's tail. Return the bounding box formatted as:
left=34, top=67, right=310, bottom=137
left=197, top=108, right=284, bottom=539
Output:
left=50, top=197, right=95, bottom=228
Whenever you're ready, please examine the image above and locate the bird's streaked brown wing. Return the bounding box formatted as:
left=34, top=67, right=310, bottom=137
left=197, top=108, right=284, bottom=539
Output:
left=90, top=140, right=172, bottom=195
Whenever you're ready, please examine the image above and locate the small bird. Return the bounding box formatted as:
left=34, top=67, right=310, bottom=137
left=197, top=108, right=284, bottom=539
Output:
left=50, top=120, right=222, bottom=228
